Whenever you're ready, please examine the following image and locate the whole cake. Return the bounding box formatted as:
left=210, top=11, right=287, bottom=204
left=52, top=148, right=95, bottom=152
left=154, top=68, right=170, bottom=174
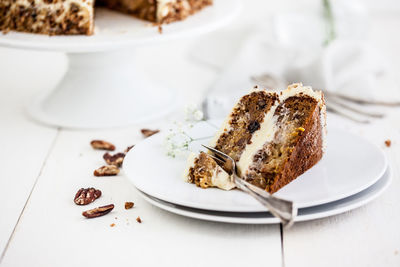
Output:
left=0, top=0, right=212, bottom=35
left=184, top=83, right=327, bottom=193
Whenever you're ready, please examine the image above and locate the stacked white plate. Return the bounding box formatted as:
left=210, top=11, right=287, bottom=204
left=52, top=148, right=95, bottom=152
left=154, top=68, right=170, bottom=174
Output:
left=124, top=121, right=391, bottom=224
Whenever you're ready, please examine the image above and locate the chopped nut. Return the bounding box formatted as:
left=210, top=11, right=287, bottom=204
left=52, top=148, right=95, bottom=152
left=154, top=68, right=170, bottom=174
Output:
left=136, top=216, right=142, bottom=223
left=90, top=140, right=115, bottom=151
left=74, top=187, right=102, bottom=205
left=125, top=202, right=134, bottom=209
left=103, top=152, right=125, bottom=167
left=385, top=140, right=391, bottom=147
left=141, top=129, right=160, bottom=138
left=94, top=165, right=119, bottom=176
left=110, top=223, right=116, bottom=227
left=82, top=204, right=114, bottom=218
left=125, top=145, right=134, bottom=153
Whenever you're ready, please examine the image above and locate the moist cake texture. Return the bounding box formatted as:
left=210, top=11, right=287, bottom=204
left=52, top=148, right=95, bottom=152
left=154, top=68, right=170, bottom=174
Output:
left=184, top=83, right=326, bottom=193
left=0, top=0, right=95, bottom=35
left=0, top=0, right=212, bottom=35
left=183, top=152, right=235, bottom=191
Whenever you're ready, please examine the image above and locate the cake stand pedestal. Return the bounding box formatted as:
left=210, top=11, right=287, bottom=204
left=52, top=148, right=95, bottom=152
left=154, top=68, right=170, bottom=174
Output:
left=28, top=50, right=177, bottom=128
left=0, top=0, right=241, bottom=129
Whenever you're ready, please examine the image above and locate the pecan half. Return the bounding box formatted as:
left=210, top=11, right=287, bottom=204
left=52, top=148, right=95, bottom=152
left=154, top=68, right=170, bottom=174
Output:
left=74, top=188, right=102, bottom=205
left=94, top=165, right=119, bottom=176
left=125, top=202, right=134, bottom=209
left=82, top=204, right=114, bottom=219
left=90, top=140, right=115, bottom=151
left=103, top=152, right=125, bottom=167
left=141, top=129, right=160, bottom=138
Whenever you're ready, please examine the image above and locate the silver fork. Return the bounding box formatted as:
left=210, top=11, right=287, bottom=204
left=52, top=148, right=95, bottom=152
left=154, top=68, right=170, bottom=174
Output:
left=202, top=144, right=297, bottom=228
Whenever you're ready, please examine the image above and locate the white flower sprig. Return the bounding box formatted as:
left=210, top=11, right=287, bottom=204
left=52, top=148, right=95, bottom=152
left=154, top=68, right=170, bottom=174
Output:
left=184, top=104, right=204, bottom=123
left=163, top=104, right=205, bottom=158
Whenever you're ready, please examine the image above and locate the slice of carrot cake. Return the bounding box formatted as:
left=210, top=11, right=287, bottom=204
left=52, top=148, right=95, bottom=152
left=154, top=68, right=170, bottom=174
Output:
left=184, top=83, right=326, bottom=193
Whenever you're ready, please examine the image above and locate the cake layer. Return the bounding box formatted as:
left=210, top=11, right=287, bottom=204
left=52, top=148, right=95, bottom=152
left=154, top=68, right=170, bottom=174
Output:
left=210, top=89, right=279, bottom=162
left=183, top=152, right=235, bottom=190
left=0, top=0, right=94, bottom=35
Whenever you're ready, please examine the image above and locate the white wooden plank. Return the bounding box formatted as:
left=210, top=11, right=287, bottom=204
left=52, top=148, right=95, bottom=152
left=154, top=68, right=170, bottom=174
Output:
left=0, top=48, right=63, bottom=257
left=283, top=112, right=400, bottom=267
left=1, top=127, right=282, bottom=267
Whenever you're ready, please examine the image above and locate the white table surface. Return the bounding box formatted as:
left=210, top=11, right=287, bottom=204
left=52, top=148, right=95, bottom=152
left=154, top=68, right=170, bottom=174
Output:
left=1, top=1, right=400, bottom=266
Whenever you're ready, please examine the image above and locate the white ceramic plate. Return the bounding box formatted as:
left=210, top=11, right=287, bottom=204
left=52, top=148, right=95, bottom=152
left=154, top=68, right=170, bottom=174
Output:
left=136, top=167, right=391, bottom=224
left=0, top=0, right=241, bottom=52
left=124, top=121, right=387, bottom=212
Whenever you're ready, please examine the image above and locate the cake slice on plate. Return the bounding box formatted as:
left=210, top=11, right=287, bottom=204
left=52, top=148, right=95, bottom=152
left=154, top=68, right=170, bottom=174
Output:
left=184, top=83, right=326, bottom=193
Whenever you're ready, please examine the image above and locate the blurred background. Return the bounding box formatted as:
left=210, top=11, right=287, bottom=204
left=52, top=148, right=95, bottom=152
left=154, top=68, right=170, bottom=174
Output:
left=1, top=0, right=400, bottom=122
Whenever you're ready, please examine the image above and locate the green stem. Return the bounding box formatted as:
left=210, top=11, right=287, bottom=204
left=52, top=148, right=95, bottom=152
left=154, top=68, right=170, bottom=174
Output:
left=323, top=0, right=336, bottom=46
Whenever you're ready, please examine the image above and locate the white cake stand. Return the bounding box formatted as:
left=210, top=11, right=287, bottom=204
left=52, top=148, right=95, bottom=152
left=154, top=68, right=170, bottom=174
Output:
left=0, top=0, right=241, bottom=129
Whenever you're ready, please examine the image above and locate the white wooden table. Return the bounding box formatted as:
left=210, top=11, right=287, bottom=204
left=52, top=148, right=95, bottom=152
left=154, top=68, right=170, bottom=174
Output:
left=1, top=1, right=400, bottom=266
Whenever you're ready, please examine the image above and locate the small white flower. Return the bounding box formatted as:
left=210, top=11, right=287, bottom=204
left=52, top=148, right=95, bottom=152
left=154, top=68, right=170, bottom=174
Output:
left=193, top=110, right=204, bottom=121
left=164, top=105, right=206, bottom=158
left=184, top=104, right=204, bottom=122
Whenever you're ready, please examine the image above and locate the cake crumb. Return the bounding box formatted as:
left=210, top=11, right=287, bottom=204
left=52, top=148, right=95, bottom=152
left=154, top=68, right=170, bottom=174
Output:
left=125, top=202, right=134, bottom=209
left=158, top=25, right=163, bottom=34
left=385, top=140, right=391, bottom=147
left=395, top=250, right=399, bottom=255
left=115, top=217, right=118, bottom=220
left=141, top=129, right=160, bottom=138
left=125, top=145, right=135, bottom=153
left=136, top=216, right=142, bottom=223
left=110, top=223, right=115, bottom=227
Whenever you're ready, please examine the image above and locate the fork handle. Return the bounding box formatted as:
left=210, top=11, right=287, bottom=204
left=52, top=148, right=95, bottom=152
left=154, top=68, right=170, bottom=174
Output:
left=234, top=178, right=297, bottom=228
